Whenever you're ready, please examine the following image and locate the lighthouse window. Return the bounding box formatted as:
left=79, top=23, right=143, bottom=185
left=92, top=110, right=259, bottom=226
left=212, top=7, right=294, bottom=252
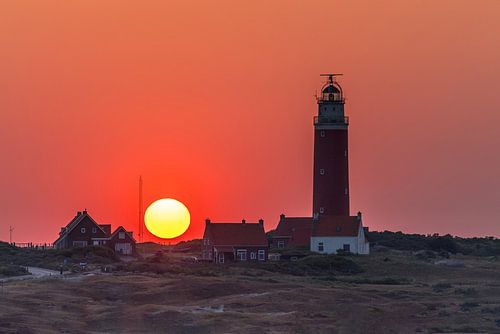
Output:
left=320, top=169, right=325, bottom=175
left=320, top=131, right=325, bottom=137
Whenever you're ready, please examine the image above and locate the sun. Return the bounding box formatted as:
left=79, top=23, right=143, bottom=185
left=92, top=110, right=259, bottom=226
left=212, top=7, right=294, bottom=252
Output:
left=144, top=198, right=190, bottom=239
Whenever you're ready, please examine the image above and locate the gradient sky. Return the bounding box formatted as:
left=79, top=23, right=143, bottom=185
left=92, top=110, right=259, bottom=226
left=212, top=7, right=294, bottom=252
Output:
left=1, top=0, right=499, bottom=243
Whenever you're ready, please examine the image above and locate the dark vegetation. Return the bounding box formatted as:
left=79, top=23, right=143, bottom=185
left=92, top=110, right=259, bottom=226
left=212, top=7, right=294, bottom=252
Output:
left=115, top=250, right=362, bottom=277
left=368, top=231, right=500, bottom=256
left=0, top=241, right=117, bottom=274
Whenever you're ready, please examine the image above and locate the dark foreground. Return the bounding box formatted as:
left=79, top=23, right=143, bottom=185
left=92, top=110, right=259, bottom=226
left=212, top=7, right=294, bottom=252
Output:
left=0, top=251, right=499, bottom=334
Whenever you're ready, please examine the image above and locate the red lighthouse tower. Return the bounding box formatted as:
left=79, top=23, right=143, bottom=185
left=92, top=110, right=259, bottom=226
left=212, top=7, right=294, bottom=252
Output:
left=312, top=74, right=350, bottom=217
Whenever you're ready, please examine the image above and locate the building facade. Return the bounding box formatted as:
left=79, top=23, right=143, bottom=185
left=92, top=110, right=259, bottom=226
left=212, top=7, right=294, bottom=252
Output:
left=202, top=219, right=268, bottom=263
left=310, top=213, right=370, bottom=255
left=54, top=210, right=136, bottom=255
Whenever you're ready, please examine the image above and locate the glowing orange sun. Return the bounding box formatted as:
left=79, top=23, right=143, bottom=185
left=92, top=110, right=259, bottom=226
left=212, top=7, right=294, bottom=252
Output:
left=144, top=198, right=190, bottom=239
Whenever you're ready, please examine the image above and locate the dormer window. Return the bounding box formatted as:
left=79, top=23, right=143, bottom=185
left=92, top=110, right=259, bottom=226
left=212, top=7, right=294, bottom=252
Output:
left=119, top=232, right=125, bottom=239
left=81, top=228, right=86, bottom=234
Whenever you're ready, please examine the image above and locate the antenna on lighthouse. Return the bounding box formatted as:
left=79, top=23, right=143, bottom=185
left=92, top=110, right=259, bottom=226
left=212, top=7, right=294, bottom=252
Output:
left=138, top=176, right=143, bottom=243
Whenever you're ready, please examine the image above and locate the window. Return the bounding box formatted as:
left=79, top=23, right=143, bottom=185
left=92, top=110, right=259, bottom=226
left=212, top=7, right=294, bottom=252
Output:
left=236, top=249, right=247, bottom=261
left=320, top=169, right=325, bottom=175
left=319, top=207, right=325, bottom=214
left=318, top=242, right=324, bottom=252
left=320, top=130, right=325, bottom=137
left=93, top=240, right=105, bottom=246
left=92, top=227, right=97, bottom=234
left=73, top=241, right=87, bottom=247
left=80, top=227, right=86, bottom=234
left=250, top=252, right=256, bottom=260
left=218, top=253, right=224, bottom=263
left=336, top=226, right=342, bottom=232
left=343, top=244, right=351, bottom=252
left=93, top=240, right=99, bottom=246
left=119, top=232, right=125, bottom=239
left=258, top=250, right=265, bottom=261
left=277, top=240, right=285, bottom=249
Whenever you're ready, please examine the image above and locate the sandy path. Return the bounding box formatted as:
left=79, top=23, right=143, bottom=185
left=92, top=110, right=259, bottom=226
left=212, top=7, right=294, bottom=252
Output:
left=0, top=266, right=62, bottom=283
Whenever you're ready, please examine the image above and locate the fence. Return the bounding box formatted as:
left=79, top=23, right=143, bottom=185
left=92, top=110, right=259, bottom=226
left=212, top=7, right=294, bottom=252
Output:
left=11, top=242, right=54, bottom=250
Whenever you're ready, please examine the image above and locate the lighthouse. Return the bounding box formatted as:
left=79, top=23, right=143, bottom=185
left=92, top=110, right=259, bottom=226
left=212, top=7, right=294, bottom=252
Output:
left=271, top=73, right=369, bottom=255
left=312, top=74, right=350, bottom=217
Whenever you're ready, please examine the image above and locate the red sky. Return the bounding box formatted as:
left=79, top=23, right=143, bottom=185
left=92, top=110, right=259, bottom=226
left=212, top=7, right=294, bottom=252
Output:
left=1, top=1, right=499, bottom=243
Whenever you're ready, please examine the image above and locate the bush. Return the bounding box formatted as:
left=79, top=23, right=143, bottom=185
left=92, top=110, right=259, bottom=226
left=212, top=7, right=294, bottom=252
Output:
left=262, top=255, right=363, bottom=276
left=0, top=264, right=28, bottom=277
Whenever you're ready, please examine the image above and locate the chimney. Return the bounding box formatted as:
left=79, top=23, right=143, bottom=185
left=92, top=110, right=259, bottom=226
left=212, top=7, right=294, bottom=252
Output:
left=242, top=219, right=246, bottom=224
left=258, top=219, right=264, bottom=227
left=77, top=211, right=82, bottom=216
left=83, top=209, right=87, bottom=214
left=357, top=211, right=362, bottom=221
left=280, top=214, right=285, bottom=222
left=205, top=218, right=211, bottom=225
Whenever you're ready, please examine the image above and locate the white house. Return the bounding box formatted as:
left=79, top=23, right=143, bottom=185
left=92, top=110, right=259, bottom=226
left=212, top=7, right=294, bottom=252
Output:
left=310, top=212, right=369, bottom=255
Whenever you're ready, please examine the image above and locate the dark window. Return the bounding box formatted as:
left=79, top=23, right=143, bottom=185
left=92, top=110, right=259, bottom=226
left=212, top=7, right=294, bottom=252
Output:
left=318, top=242, right=324, bottom=252
left=336, top=226, right=342, bottom=232
left=320, top=169, right=325, bottom=175
left=320, top=130, right=325, bottom=137
left=80, top=228, right=86, bottom=234
left=277, top=240, right=285, bottom=249
left=343, top=244, right=351, bottom=252
left=92, top=227, right=97, bottom=234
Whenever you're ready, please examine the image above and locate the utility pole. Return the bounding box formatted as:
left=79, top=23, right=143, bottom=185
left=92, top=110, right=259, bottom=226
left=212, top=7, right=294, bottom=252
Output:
left=9, top=226, right=14, bottom=244
left=138, top=176, right=143, bottom=243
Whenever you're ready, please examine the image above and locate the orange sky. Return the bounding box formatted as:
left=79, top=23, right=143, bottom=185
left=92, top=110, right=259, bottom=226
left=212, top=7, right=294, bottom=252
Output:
left=1, top=1, right=500, bottom=243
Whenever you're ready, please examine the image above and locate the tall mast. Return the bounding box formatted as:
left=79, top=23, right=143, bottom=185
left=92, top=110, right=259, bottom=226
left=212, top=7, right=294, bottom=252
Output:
left=138, top=176, right=143, bottom=243
left=9, top=225, right=14, bottom=244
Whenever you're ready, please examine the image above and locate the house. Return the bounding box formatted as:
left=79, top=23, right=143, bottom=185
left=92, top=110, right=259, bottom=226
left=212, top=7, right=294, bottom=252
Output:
left=310, top=212, right=369, bottom=255
left=202, top=219, right=268, bottom=263
left=270, top=214, right=313, bottom=249
left=53, top=210, right=136, bottom=255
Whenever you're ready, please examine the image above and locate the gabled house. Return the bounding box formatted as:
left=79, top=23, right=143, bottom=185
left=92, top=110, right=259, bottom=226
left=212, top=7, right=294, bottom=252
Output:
left=270, top=214, right=313, bottom=249
left=202, top=219, right=268, bottom=263
left=310, top=212, right=369, bottom=255
left=54, top=210, right=136, bottom=255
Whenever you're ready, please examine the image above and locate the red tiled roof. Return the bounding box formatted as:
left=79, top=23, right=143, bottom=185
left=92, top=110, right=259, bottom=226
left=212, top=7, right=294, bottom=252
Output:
left=273, top=217, right=313, bottom=246
left=311, top=215, right=361, bottom=237
left=207, top=222, right=267, bottom=246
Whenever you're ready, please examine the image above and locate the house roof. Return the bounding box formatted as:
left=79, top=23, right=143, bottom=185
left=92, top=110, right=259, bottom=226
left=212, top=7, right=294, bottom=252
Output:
left=311, top=215, right=361, bottom=237
left=109, top=226, right=136, bottom=242
left=272, top=216, right=313, bottom=246
left=206, top=222, right=267, bottom=246
left=54, top=211, right=109, bottom=244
